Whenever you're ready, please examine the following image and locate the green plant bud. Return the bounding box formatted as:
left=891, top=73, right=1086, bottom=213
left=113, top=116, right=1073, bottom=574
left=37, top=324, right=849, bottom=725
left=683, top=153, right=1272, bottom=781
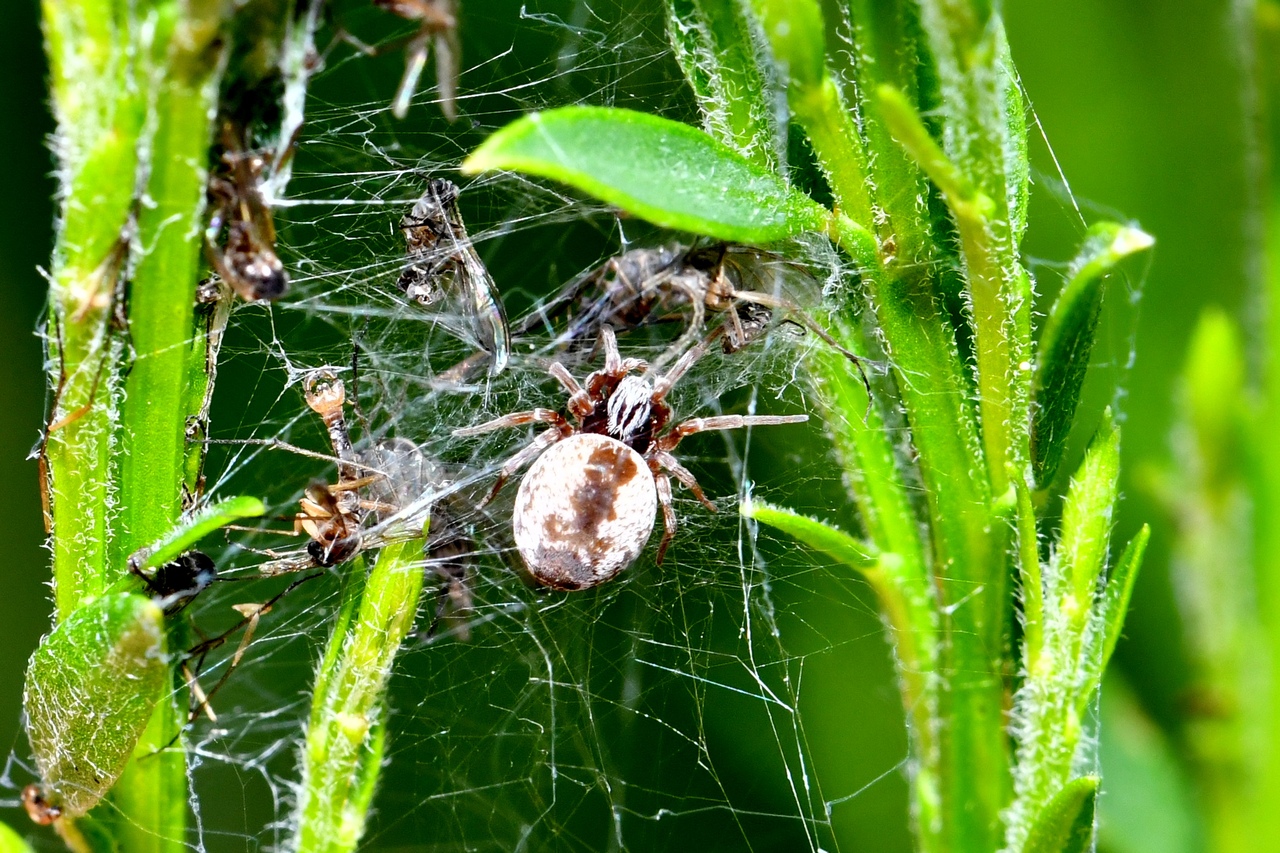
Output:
left=23, top=593, right=168, bottom=821
left=1032, top=223, right=1153, bottom=487
left=1022, top=776, right=1098, bottom=853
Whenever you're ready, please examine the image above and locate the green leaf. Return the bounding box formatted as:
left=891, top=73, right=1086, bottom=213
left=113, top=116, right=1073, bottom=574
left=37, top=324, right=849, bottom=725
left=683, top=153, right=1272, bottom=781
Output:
left=127, top=495, right=266, bottom=573
left=741, top=500, right=879, bottom=569
left=462, top=106, right=832, bottom=243
left=1094, top=525, right=1149, bottom=686
left=1032, top=223, right=1154, bottom=486
left=23, top=593, right=168, bottom=820
left=1058, top=413, right=1121, bottom=621
left=667, top=0, right=782, bottom=170
left=751, top=0, right=826, bottom=92
left=877, top=83, right=995, bottom=222
left=1022, top=776, right=1097, bottom=853
left=0, top=821, right=35, bottom=853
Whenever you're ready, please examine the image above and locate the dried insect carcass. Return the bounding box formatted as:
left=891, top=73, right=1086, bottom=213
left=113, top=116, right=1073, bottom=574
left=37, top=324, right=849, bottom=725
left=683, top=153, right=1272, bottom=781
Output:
left=374, top=0, right=461, bottom=121
left=537, top=243, right=858, bottom=360
left=453, top=327, right=808, bottom=590
left=398, top=178, right=510, bottom=374
left=205, top=123, right=288, bottom=302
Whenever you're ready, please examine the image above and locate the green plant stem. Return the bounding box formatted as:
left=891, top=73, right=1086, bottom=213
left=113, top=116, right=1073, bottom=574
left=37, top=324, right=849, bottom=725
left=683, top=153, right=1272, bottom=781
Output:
left=114, top=0, right=224, bottom=567
left=106, top=5, right=225, bottom=850
left=41, top=0, right=148, bottom=619
left=834, top=219, right=1005, bottom=853
left=294, top=538, right=428, bottom=853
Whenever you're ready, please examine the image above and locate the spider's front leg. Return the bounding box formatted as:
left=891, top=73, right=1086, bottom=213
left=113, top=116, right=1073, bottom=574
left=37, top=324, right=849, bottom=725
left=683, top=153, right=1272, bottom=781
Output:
left=453, top=409, right=574, bottom=504
left=655, top=413, right=809, bottom=454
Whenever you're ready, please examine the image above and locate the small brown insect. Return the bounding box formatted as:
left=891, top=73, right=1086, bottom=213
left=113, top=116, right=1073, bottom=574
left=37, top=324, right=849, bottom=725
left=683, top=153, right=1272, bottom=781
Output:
left=296, top=371, right=377, bottom=566
left=22, top=783, right=60, bottom=825
left=205, top=123, right=288, bottom=302
left=374, top=0, right=461, bottom=120
left=399, top=179, right=510, bottom=374
left=453, top=326, right=808, bottom=589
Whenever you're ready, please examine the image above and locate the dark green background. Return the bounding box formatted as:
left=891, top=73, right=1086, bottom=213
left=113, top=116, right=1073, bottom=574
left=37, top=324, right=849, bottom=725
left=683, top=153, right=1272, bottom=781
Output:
left=0, top=1, right=1250, bottom=849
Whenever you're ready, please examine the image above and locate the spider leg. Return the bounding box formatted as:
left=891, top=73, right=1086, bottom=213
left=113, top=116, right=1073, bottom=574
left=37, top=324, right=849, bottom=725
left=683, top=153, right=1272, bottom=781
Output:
left=453, top=408, right=569, bottom=436
left=652, top=467, right=678, bottom=565
left=651, top=334, right=713, bottom=401
left=652, top=278, right=707, bottom=371
left=480, top=425, right=567, bottom=505
left=651, top=449, right=716, bottom=512
left=655, top=413, right=809, bottom=453
left=392, top=31, right=432, bottom=120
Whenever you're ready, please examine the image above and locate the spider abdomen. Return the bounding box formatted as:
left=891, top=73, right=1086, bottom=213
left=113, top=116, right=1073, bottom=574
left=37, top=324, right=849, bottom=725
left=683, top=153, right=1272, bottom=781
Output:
left=513, top=433, right=657, bottom=590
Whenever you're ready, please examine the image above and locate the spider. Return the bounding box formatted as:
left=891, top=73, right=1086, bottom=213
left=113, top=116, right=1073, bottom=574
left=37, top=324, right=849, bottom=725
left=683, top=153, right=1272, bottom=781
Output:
left=205, top=122, right=288, bottom=302
left=453, top=326, right=808, bottom=589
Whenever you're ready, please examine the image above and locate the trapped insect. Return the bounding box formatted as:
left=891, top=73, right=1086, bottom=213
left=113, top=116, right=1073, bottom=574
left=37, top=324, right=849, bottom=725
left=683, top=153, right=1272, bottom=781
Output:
left=295, top=370, right=382, bottom=566
left=399, top=179, right=510, bottom=374
left=453, top=326, right=808, bottom=589
left=205, top=122, right=288, bottom=301
left=374, top=0, right=461, bottom=120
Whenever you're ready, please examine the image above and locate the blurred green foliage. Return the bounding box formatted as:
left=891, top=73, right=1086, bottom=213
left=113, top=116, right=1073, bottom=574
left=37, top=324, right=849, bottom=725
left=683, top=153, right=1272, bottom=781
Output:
left=0, top=0, right=1263, bottom=849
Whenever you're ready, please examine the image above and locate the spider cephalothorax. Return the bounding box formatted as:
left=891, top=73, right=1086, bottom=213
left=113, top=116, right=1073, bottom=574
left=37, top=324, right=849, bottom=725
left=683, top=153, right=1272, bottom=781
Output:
left=454, top=327, right=808, bottom=590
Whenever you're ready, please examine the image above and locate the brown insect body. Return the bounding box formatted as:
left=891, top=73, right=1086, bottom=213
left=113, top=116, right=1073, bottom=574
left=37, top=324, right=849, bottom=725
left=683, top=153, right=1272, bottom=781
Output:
left=206, top=125, right=288, bottom=301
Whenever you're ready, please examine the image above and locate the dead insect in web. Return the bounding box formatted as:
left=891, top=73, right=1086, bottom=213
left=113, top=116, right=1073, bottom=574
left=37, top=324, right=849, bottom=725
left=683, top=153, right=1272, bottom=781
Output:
left=23, top=593, right=168, bottom=824
left=129, top=550, right=218, bottom=616
left=558, top=243, right=865, bottom=369
left=374, top=0, right=461, bottom=121
left=205, top=122, right=288, bottom=302
left=453, top=326, right=808, bottom=589
left=398, top=178, right=510, bottom=374
left=296, top=370, right=380, bottom=566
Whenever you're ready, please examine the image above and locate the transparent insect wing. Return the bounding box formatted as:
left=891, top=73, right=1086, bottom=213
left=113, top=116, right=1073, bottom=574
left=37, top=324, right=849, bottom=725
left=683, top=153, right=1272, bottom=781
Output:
left=399, top=180, right=510, bottom=373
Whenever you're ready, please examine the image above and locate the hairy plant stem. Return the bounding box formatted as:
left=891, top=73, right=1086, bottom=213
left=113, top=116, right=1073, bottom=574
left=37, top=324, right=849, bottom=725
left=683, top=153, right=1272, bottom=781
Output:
left=40, top=1, right=226, bottom=848
left=293, top=538, right=428, bottom=853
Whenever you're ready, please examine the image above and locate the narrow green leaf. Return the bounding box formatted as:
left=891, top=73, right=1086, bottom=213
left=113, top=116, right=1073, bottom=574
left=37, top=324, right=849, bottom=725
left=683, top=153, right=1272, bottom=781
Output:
left=23, top=594, right=168, bottom=820
left=877, top=83, right=995, bottom=222
left=1095, top=525, right=1150, bottom=684
left=1058, top=413, right=1121, bottom=623
left=998, top=28, right=1030, bottom=242
left=667, top=0, right=782, bottom=170
left=128, top=495, right=265, bottom=573
left=0, top=821, right=35, bottom=853
left=742, top=500, right=879, bottom=569
left=1032, top=223, right=1154, bottom=486
left=1022, top=776, right=1098, bottom=853
left=752, top=0, right=826, bottom=91
left=1184, top=308, right=1246, bottom=490
left=462, top=106, right=832, bottom=243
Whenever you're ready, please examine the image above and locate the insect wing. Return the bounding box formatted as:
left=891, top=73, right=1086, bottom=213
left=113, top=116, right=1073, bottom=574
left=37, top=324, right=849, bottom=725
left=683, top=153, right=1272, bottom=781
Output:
left=433, top=197, right=509, bottom=374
